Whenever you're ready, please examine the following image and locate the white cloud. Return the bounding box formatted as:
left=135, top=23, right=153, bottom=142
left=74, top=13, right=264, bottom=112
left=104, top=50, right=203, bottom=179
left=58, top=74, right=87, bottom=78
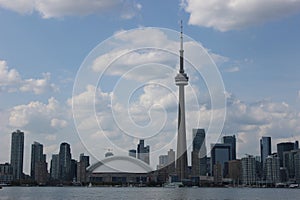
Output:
left=9, top=97, right=67, bottom=134
left=225, top=66, right=240, bottom=73
left=0, top=60, right=58, bottom=94
left=0, top=0, right=141, bottom=19
left=182, top=0, right=300, bottom=31
left=51, top=118, right=68, bottom=128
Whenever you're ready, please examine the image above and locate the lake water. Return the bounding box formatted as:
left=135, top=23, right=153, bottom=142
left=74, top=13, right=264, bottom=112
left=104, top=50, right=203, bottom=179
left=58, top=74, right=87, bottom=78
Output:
left=1, top=187, right=300, bottom=200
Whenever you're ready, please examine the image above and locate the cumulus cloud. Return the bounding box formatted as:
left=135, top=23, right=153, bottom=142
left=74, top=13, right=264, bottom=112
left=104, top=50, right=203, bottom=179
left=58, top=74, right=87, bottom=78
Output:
left=9, top=97, right=68, bottom=134
left=0, top=0, right=141, bottom=19
left=0, top=60, right=58, bottom=94
left=223, top=93, right=300, bottom=156
left=182, top=0, right=300, bottom=31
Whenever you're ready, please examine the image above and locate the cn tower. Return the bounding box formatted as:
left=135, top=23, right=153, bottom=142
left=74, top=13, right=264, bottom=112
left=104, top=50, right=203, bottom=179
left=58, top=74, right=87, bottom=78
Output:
left=175, top=21, right=189, bottom=181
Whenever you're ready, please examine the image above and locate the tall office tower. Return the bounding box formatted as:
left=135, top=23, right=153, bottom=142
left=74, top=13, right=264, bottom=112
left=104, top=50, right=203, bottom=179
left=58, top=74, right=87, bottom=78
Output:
left=10, top=130, right=24, bottom=180
left=129, top=149, right=137, bottom=158
left=59, top=142, right=72, bottom=181
left=241, top=155, right=256, bottom=185
left=277, top=142, right=295, bottom=167
left=228, top=160, right=242, bottom=185
left=31, top=142, right=44, bottom=180
left=137, top=140, right=150, bottom=164
left=260, top=137, right=271, bottom=167
left=294, top=151, right=300, bottom=183
left=265, top=154, right=280, bottom=184
left=70, top=159, right=77, bottom=181
left=175, top=21, right=189, bottom=181
left=77, top=153, right=90, bottom=183
left=211, top=143, right=231, bottom=177
left=0, top=163, right=13, bottom=184
left=191, top=129, right=207, bottom=176
left=157, top=155, right=168, bottom=170
left=50, top=154, right=59, bottom=180
left=167, top=149, right=176, bottom=173
left=223, top=135, right=236, bottom=160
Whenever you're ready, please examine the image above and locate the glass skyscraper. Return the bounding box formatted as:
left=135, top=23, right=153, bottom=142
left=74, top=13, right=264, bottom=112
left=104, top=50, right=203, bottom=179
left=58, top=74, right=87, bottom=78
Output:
left=260, top=136, right=271, bottom=167
left=191, top=129, right=207, bottom=176
left=10, top=130, right=24, bottom=180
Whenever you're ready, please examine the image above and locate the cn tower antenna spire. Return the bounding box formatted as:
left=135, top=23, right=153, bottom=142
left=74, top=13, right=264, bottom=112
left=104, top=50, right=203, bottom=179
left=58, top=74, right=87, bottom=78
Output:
left=175, top=20, right=189, bottom=181
left=179, top=20, right=184, bottom=73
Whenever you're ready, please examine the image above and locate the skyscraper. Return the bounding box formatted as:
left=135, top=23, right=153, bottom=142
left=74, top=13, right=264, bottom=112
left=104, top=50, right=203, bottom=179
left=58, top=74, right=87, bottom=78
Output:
left=277, top=142, right=297, bottom=167
left=223, top=135, right=236, bottom=160
left=10, top=130, right=24, bottom=180
left=77, top=153, right=90, bottom=183
left=211, top=143, right=231, bottom=177
left=31, top=142, right=44, bottom=180
left=260, top=136, right=271, bottom=167
left=191, top=129, right=207, bottom=176
left=241, top=155, right=256, bottom=185
left=137, top=140, right=150, bottom=164
left=50, top=154, right=59, bottom=180
left=175, top=21, right=189, bottom=181
left=59, top=142, right=72, bottom=181
left=265, top=154, right=280, bottom=184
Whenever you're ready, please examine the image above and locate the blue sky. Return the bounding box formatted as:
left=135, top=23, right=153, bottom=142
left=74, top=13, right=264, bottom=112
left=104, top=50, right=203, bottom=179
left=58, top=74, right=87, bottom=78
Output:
left=1, top=0, right=300, bottom=173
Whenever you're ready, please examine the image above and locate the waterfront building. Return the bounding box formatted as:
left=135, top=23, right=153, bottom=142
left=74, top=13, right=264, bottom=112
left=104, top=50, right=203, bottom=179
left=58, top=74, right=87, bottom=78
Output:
left=211, top=143, right=231, bottom=177
left=59, top=142, right=72, bottom=181
left=50, top=154, right=59, bottom=180
left=129, top=149, right=136, bottom=158
left=277, top=142, right=297, bottom=167
left=260, top=136, right=271, bottom=169
left=223, top=135, right=236, bottom=160
left=77, top=153, right=90, bottom=183
left=228, top=159, right=242, bottom=185
left=265, top=154, right=280, bottom=184
left=191, top=129, right=207, bottom=176
left=241, top=155, right=256, bottom=185
left=0, top=163, right=13, bottom=184
left=10, top=130, right=24, bottom=180
left=30, top=142, right=44, bottom=180
left=137, top=140, right=150, bottom=164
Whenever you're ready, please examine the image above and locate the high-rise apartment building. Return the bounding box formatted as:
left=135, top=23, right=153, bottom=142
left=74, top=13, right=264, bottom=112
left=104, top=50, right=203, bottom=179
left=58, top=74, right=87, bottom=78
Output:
left=10, top=130, right=24, bottom=180
left=241, top=155, right=256, bottom=185
left=50, top=154, right=59, bottom=180
left=137, top=140, right=150, bottom=164
left=31, top=142, right=44, bottom=180
left=59, top=142, right=72, bottom=181
left=191, top=129, right=207, bottom=176
left=277, top=142, right=297, bottom=167
left=211, top=143, right=231, bottom=177
left=223, top=135, right=236, bottom=160
left=260, top=136, right=271, bottom=168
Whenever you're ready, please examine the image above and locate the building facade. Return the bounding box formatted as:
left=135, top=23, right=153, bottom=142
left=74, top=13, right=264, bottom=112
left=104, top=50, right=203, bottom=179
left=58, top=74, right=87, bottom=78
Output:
left=277, top=142, right=296, bottom=167
left=211, top=143, right=231, bottom=177
left=137, top=140, right=150, bottom=165
left=260, top=136, right=271, bottom=169
left=265, top=154, right=280, bottom=184
left=10, top=130, right=24, bottom=180
left=191, top=129, right=207, bottom=176
left=30, top=142, right=44, bottom=180
left=223, top=135, right=236, bottom=160
left=0, top=163, right=13, bottom=184
left=50, top=154, right=59, bottom=180
left=59, top=143, right=72, bottom=181
left=77, top=153, right=90, bottom=184
left=241, top=155, right=256, bottom=185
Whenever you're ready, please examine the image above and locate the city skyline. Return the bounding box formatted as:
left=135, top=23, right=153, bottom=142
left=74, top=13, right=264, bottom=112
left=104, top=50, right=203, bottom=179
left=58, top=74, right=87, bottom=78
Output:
left=1, top=1, right=300, bottom=174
